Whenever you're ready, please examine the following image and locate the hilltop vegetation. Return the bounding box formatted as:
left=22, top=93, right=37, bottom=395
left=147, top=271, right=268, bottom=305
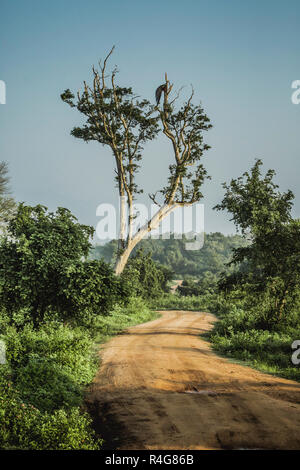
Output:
left=90, top=232, right=248, bottom=278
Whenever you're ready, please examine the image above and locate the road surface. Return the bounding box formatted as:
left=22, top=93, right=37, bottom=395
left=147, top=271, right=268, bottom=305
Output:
left=86, top=311, right=300, bottom=449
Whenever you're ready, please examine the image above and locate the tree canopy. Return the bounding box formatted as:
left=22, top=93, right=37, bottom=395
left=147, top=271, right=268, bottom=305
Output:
left=215, top=160, right=300, bottom=326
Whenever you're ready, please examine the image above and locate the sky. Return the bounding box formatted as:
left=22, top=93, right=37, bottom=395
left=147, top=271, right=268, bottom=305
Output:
left=1, top=0, right=299, bottom=239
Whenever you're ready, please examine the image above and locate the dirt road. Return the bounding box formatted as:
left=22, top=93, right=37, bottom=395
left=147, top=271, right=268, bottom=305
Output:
left=86, top=311, right=300, bottom=449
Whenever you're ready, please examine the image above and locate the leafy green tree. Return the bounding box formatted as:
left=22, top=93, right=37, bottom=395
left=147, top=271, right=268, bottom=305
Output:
left=61, top=259, right=129, bottom=320
left=214, top=159, right=294, bottom=237
left=178, top=272, right=219, bottom=296
left=0, top=204, right=124, bottom=325
left=61, top=47, right=212, bottom=274
left=214, top=160, right=300, bottom=326
left=121, top=249, right=173, bottom=300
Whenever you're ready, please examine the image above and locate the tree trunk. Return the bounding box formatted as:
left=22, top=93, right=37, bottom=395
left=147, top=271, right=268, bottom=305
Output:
left=118, top=195, right=126, bottom=250
left=114, top=203, right=178, bottom=275
left=114, top=239, right=137, bottom=275
left=278, top=287, right=289, bottom=320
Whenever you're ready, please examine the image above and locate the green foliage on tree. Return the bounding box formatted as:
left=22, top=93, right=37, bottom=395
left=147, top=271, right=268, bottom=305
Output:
left=214, top=159, right=294, bottom=236
left=121, top=249, right=174, bottom=300
left=0, top=204, right=125, bottom=325
left=177, top=272, right=219, bottom=296
left=90, top=232, right=247, bottom=278
left=61, top=260, right=129, bottom=321
left=214, top=159, right=300, bottom=327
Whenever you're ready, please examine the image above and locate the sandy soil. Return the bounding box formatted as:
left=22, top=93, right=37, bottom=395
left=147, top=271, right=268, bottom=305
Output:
left=86, top=311, right=300, bottom=450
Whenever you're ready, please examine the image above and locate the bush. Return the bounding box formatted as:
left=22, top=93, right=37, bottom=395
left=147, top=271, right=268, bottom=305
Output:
left=210, top=307, right=300, bottom=382
left=60, top=259, right=130, bottom=322
left=0, top=204, right=94, bottom=325
left=4, top=323, right=96, bottom=377
left=0, top=204, right=128, bottom=326
left=122, top=249, right=173, bottom=300
left=177, top=272, right=219, bottom=296
left=148, top=291, right=236, bottom=314
left=3, top=323, right=97, bottom=412
left=15, top=358, right=82, bottom=412
left=0, top=366, right=101, bottom=450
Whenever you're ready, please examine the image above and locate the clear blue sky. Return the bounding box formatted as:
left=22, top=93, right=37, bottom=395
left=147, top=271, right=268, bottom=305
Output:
left=1, top=0, right=299, bottom=236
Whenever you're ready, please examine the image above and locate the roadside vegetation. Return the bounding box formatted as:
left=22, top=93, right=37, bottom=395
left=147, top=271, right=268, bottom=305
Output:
left=151, top=161, right=300, bottom=383
left=0, top=204, right=160, bottom=450
left=1, top=160, right=300, bottom=450
left=208, top=160, right=300, bottom=381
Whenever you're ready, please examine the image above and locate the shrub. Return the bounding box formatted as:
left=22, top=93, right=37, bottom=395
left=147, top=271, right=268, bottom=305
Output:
left=0, top=204, right=94, bottom=325
left=178, top=272, right=219, bottom=296
left=3, top=322, right=97, bottom=412
left=148, top=291, right=236, bottom=314
left=4, top=323, right=96, bottom=376
left=0, top=365, right=101, bottom=450
left=0, top=204, right=129, bottom=326
left=14, top=357, right=82, bottom=412
left=122, top=249, right=173, bottom=300
left=209, top=306, right=300, bottom=382
left=60, top=259, right=130, bottom=322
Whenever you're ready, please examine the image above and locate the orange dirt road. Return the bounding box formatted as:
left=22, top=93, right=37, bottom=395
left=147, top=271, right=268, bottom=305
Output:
left=86, top=311, right=300, bottom=450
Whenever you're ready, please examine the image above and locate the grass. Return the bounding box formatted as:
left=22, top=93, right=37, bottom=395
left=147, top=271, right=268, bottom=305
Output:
left=91, top=296, right=160, bottom=345
left=208, top=307, right=300, bottom=382
left=148, top=293, right=215, bottom=311
left=153, top=292, right=300, bottom=383
left=210, top=327, right=300, bottom=382
left=0, top=296, right=158, bottom=450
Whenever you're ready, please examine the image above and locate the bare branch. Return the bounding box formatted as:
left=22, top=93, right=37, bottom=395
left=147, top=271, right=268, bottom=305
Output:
left=100, top=45, right=115, bottom=89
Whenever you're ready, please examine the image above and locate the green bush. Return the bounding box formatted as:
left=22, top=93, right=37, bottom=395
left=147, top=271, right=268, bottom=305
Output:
left=0, top=204, right=128, bottom=326
left=4, top=323, right=96, bottom=379
left=122, top=249, right=173, bottom=300
left=60, top=259, right=129, bottom=322
left=177, top=272, right=219, bottom=296
left=0, top=204, right=94, bottom=325
left=14, top=358, right=82, bottom=412
left=0, top=366, right=101, bottom=450
left=3, top=323, right=97, bottom=412
left=210, top=308, right=300, bottom=382
left=149, top=291, right=235, bottom=314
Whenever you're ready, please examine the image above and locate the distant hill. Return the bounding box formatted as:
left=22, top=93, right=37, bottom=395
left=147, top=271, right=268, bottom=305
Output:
left=90, top=232, right=248, bottom=278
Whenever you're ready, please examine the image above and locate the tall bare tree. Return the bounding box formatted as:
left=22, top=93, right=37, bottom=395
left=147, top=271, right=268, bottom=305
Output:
left=61, top=48, right=212, bottom=274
